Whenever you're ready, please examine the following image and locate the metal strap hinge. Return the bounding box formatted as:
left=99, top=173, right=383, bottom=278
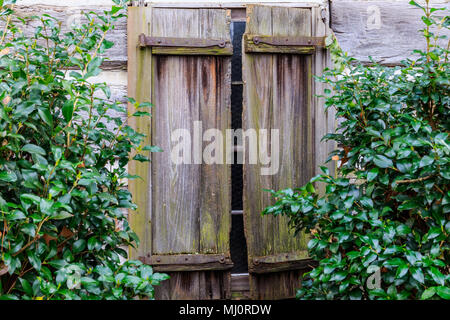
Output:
left=138, top=34, right=233, bottom=56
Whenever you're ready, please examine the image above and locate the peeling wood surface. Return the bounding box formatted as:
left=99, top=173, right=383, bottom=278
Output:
left=242, top=4, right=316, bottom=300
left=331, top=1, right=450, bottom=65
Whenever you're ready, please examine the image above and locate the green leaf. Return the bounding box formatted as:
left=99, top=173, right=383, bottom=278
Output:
left=37, top=107, right=53, bottom=127
left=72, top=239, right=86, bottom=254
left=419, top=155, right=434, bottom=168
left=51, top=211, right=73, bottom=220
left=429, top=266, right=445, bottom=286
left=367, top=168, right=378, bottom=182
left=7, top=210, right=26, bottom=221
left=409, top=1, right=424, bottom=10
left=47, top=259, right=67, bottom=269
left=421, top=287, right=436, bottom=300
left=19, top=278, right=33, bottom=296
left=22, top=144, right=46, bottom=156
left=62, top=100, right=74, bottom=122
left=373, top=155, right=393, bottom=168
left=436, top=286, right=450, bottom=299
left=396, top=264, right=409, bottom=278
left=410, top=267, right=424, bottom=284
left=27, top=250, right=41, bottom=271
left=0, top=171, right=17, bottom=182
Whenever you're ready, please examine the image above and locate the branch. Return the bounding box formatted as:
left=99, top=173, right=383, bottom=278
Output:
left=396, top=175, right=434, bottom=184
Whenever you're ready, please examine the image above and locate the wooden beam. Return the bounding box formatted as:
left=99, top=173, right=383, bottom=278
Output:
left=141, top=254, right=234, bottom=272
left=249, top=252, right=316, bottom=274
left=243, top=34, right=320, bottom=54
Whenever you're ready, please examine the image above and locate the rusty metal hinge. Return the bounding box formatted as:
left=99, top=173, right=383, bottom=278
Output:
left=138, top=34, right=233, bottom=56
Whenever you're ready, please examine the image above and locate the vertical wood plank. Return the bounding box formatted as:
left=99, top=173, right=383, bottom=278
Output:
left=151, top=8, right=201, bottom=254
left=243, top=4, right=275, bottom=261
left=271, top=6, right=312, bottom=256
left=243, top=5, right=316, bottom=299
left=312, top=6, right=335, bottom=193
left=127, top=6, right=153, bottom=259
left=198, top=9, right=232, bottom=255
left=148, top=7, right=232, bottom=299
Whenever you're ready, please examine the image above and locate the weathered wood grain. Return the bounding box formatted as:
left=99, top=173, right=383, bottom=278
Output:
left=243, top=4, right=318, bottom=299
left=155, top=270, right=231, bottom=300
left=143, top=254, right=233, bottom=271
left=127, top=6, right=153, bottom=259
left=243, top=4, right=276, bottom=264
left=312, top=6, right=335, bottom=193
left=331, top=1, right=449, bottom=65
left=146, top=7, right=232, bottom=299
left=197, top=9, right=232, bottom=256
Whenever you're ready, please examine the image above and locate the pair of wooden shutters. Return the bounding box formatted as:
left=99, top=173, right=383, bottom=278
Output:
left=128, top=4, right=333, bottom=299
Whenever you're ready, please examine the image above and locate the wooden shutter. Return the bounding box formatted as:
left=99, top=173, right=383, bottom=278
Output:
left=242, top=5, right=333, bottom=299
left=128, top=7, right=232, bottom=299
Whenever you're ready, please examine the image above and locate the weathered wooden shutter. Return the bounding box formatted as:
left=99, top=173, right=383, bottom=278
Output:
left=242, top=5, right=334, bottom=299
left=128, top=7, right=233, bottom=299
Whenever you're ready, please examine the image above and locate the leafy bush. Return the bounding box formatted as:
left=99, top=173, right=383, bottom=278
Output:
left=0, top=0, right=168, bottom=299
left=263, top=1, right=449, bottom=300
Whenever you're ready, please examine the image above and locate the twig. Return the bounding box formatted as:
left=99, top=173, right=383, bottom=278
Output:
left=396, top=175, right=433, bottom=184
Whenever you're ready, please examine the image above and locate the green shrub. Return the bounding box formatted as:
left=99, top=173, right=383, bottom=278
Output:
left=263, top=1, right=449, bottom=300
left=0, top=0, right=168, bottom=299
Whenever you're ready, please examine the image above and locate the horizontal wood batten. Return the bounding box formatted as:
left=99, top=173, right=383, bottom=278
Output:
left=244, top=34, right=317, bottom=54
left=248, top=252, right=317, bottom=274
left=150, top=46, right=233, bottom=55
left=140, top=254, right=234, bottom=272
